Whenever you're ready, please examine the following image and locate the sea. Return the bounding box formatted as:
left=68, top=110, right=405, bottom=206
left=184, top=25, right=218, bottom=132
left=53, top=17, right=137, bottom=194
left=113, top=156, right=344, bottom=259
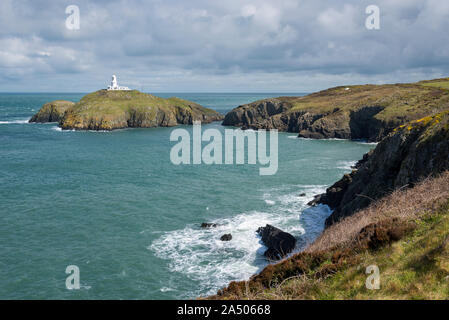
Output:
left=0, top=92, right=375, bottom=299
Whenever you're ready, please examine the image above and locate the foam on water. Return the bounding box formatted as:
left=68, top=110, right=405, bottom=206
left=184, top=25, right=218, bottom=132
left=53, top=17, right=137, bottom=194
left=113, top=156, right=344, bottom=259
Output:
left=51, top=126, right=62, bottom=131
left=0, top=119, right=29, bottom=124
left=356, top=141, right=378, bottom=145
left=336, top=160, right=357, bottom=170
left=150, top=184, right=329, bottom=298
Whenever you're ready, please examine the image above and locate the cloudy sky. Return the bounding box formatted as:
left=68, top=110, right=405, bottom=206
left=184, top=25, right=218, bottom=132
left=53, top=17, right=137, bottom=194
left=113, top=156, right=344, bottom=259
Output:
left=1, top=0, right=448, bottom=92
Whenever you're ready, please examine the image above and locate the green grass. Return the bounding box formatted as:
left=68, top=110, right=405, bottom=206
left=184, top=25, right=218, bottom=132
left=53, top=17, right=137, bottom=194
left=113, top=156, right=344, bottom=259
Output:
left=418, top=78, right=449, bottom=90
left=73, top=90, right=207, bottom=118
left=280, top=83, right=449, bottom=124
left=58, top=89, right=220, bottom=130
left=317, top=201, right=449, bottom=299
left=256, top=200, right=449, bottom=300
left=233, top=79, right=449, bottom=132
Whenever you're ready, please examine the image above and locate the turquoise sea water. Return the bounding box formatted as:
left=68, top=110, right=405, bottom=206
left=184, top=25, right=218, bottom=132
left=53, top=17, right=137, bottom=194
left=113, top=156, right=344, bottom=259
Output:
left=0, top=93, right=375, bottom=299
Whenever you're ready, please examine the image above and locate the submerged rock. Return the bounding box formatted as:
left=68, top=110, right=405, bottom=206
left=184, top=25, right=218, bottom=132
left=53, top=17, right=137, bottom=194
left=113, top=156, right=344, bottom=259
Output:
left=256, top=224, right=296, bottom=260
left=299, top=193, right=306, bottom=197
left=201, top=223, right=218, bottom=228
left=220, top=234, right=232, bottom=241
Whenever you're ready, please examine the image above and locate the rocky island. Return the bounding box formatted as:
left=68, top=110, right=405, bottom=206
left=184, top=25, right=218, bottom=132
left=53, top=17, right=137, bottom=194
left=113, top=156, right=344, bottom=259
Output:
left=29, top=89, right=223, bottom=130
left=223, top=78, right=449, bottom=142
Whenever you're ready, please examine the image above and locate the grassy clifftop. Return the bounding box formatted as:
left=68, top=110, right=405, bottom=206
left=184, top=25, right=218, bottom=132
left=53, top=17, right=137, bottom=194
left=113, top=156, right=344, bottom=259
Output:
left=222, top=78, right=449, bottom=141
left=30, top=90, right=223, bottom=130
left=418, top=77, right=449, bottom=90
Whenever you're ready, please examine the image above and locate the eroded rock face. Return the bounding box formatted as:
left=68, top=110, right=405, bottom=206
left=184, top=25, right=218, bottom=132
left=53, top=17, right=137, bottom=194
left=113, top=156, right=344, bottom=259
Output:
left=222, top=99, right=289, bottom=128
left=256, top=224, right=296, bottom=260
left=29, top=101, right=75, bottom=123
left=318, top=112, right=449, bottom=227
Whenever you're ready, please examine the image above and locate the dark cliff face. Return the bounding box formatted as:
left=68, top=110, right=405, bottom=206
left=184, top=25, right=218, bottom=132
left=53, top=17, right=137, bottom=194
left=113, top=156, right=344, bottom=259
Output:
left=222, top=83, right=449, bottom=142
left=222, top=99, right=290, bottom=129
left=318, top=112, right=449, bottom=227
left=223, top=103, right=396, bottom=141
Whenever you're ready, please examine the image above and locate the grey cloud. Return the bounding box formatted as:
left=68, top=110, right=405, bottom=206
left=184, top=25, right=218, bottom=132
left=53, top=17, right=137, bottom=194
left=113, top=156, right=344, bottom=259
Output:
left=0, top=0, right=448, bottom=92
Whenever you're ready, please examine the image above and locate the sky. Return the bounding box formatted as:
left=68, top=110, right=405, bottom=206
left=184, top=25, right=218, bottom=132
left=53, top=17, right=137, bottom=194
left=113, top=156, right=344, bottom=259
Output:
left=1, top=0, right=449, bottom=92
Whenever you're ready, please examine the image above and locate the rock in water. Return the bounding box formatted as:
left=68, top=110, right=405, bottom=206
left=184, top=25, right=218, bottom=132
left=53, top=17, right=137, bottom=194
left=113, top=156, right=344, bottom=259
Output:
left=220, top=234, right=232, bottom=241
left=201, top=223, right=217, bottom=228
left=256, top=224, right=296, bottom=260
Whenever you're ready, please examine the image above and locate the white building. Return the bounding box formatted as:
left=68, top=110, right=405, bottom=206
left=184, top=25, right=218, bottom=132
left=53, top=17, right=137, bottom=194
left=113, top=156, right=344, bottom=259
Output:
left=107, top=75, right=130, bottom=91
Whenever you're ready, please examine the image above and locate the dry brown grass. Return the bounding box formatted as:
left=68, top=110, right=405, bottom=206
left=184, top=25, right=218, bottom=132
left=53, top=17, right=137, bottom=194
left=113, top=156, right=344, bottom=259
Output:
left=307, top=171, right=449, bottom=253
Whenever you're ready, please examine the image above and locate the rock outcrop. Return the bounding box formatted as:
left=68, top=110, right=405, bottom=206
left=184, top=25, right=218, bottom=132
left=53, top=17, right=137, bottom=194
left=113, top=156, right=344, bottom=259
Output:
left=201, top=223, right=218, bottom=228
left=318, top=111, right=449, bottom=227
left=220, top=234, right=232, bottom=241
left=29, top=100, right=75, bottom=123
left=256, top=224, right=296, bottom=260
left=223, top=80, right=449, bottom=142
left=30, top=90, right=223, bottom=131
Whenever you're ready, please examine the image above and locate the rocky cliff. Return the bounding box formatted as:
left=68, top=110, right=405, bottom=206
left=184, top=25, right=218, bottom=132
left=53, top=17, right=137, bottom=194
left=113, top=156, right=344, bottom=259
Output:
left=315, top=111, right=449, bottom=227
left=30, top=90, right=223, bottom=130
left=223, top=80, right=449, bottom=142
left=29, top=100, right=75, bottom=123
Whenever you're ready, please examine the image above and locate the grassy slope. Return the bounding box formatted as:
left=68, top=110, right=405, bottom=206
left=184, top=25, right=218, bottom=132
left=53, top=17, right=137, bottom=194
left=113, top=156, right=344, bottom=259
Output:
left=223, top=77, right=449, bottom=141
left=266, top=200, right=449, bottom=300
left=68, top=90, right=217, bottom=119
left=58, top=90, right=220, bottom=130
left=282, top=81, right=449, bottom=123
left=211, top=171, right=449, bottom=300
left=418, top=77, right=449, bottom=90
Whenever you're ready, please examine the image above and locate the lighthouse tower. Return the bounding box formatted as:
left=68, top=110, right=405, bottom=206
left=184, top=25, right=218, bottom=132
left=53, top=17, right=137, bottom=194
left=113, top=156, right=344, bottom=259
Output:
left=107, top=75, right=130, bottom=91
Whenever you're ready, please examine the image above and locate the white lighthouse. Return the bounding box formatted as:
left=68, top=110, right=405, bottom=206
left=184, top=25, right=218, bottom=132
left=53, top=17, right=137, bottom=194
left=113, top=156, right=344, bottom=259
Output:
left=107, top=75, right=130, bottom=91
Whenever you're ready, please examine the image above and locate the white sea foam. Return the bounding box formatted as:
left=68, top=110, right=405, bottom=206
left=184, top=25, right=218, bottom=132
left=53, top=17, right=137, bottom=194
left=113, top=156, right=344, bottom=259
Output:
left=149, top=184, right=329, bottom=298
left=336, top=160, right=357, bottom=171
left=356, top=141, right=378, bottom=145
left=0, top=119, right=29, bottom=124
